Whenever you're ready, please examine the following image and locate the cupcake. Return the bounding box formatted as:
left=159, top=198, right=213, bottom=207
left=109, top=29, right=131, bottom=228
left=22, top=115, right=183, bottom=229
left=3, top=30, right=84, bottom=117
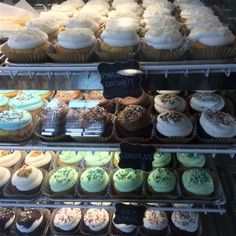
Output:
left=147, top=168, right=176, bottom=194
left=190, top=93, right=225, bottom=112
left=0, top=150, right=22, bottom=168
left=27, top=17, right=60, bottom=41
left=61, top=0, right=85, bottom=10
left=54, top=90, right=82, bottom=103
left=50, top=4, right=78, bottom=17
left=83, top=209, right=109, bottom=233
left=21, top=90, right=53, bottom=100
left=142, top=210, right=168, bottom=236
left=171, top=211, right=199, bottom=236
left=49, top=167, right=78, bottom=193
left=53, top=208, right=82, bottom=233
left=0, top=109, right=33, bottom=142
left=154, top=94, right=186, bottom=113
left=112, top=214, right=137, bottom=234
left=200, top=110, right=236, bottom=138
left=112, top=168, right=143, bottom=194
left=182, top=168, right=214, bottom=196
left=116, top=105, right=152, bottom=139
left=84, top=151, right=112, bottom=167
left=24, top=151, right=53, bottom=169
left=57, top=151, right=84, bottom=168
left=11, top=165, right=43, bottom=194
left=16, top=209, right=45, bottom=235
left=177, top=153, right=206, bottom=168
left=157, top=90, right=181, bottom=95
left=113, top=152, right=120, bottom=168
left=9, top=94, right=44, bottom=117
left=0, top=207, right=15, bottom=232
left=152, top=152, right=172, bottom=168
left=156, top=111, right=193, bottom=137
left=80, top=167, right=109, bottom=194
left=0, top=167, right=11, bottom=189
left=49, top=28, right=96, bottom=63
left=1, top=28, right=50, bottom=63
left=0, top=90, right=17, bottom=98
left=0, top=95, right=9, bottom=112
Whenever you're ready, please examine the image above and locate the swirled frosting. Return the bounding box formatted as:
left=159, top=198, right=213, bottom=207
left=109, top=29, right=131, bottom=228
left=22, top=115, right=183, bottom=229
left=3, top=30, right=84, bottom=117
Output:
left=152, top=152, right=172, bottom=168
left=80, top=167, right=109, bottom=193
left=12, top=165, right=43, bottom=191
left=58, top=28, right=96, bottom=49
left=181, top=6, right=213, bottom=18
left=65, top=17, right=99, bottom=32
left=200, top=110, right=236, bottom=138
left=115, top=3, right=143, bottom=16
left=59, top=151, right=84, bottom=165
left=190, top=93, right=225, bottom=112
left=112, top=0, right=135, bottom=8
left=74, top=10, right=106, bottom=24
left=61, top=0, right=84, bottom=9
left=0, top=109, right=32, bottom=131
left=143, top=7, right=171, bottom=19
left=9, top=94, right=44, bottom=112
left=148, top=168, right=176, bottom=193
left=51, top=4, right=77, bottom=17
left=54, top=208, right=82, bottom=231
left=189, top=25, right=235, bottom=46
left=157, top=90, right=181, bottom=94
left=182, top=168, right=214, bottom=195
left=0, top=150, right=22, bottom=167
left=154, top=94, right=186, bottom=113
left=113, top=168, right=143, bottom=192
left=156, top=111, right=193, bottom=137
left=143, top=210, right=168, bottom=231
left=143, top=0, right=174, bottom=10
left=145, top=28, right=183, bottom=49
left=84, top=209, right=109, bottom=231
left=7, top=28, right=48, bottom=50
left=49, top=167, right=78, bottom=192
left=25, top=151, right=52, bottom=168
left=171, top=211, right=199, bottom=232
left=105, top=17, right=139, bottom=32
left=0, top=167, right=10, bottom=188
left=84, top=151, right=112, bottom=167
left=0, top=208, right=15, bottom=230
left=0, top=95, right=9, bottom=107
left=177, top=153, right=206, bottom=167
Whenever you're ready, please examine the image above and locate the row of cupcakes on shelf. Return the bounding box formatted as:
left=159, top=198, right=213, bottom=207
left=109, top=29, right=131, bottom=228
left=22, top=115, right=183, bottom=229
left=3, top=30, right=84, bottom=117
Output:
left=0, top=206, right=201, bottom=236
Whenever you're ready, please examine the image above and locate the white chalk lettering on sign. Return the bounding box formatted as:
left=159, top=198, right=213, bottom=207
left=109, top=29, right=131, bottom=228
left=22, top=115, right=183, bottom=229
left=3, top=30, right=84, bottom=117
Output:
left=104, top=78, right=135, bottom=88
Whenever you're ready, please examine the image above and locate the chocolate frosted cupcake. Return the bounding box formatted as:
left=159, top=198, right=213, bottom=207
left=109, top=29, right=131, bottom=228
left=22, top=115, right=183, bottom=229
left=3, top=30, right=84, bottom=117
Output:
left=0, top=207, right=15, bottom=232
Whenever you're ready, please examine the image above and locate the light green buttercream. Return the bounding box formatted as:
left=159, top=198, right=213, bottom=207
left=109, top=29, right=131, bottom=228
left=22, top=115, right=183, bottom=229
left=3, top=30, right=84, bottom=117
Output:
left=177, top=153, right=206, bottom=167
left=80, top=167, right=109, bottom=193
left=22, top=90, right=50, bottom=96
left=148, top=168, right=176, bottom=193
left=84, top=151, right=112, bottom=167
left=152, top=152, right=172, bottom=168
left=113, top=168, right=143, bottom=193
left=182, top=168, right=214, bottom=196
left=49, top=167, right=78, bottom=192
left=60, top=151, right=84, bottom=164
left=0, top=95, right=9, bottom=107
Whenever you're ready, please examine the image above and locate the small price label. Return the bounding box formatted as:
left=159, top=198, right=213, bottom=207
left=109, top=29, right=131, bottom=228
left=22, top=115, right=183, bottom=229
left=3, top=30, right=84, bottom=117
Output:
left=114, top=203, right=146, bottom=227
left=119, top=143, right=155, bottom=172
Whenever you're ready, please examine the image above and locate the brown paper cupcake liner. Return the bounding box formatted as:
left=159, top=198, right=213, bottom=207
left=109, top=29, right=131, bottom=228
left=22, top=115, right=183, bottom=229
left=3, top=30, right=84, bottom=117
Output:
left=50, top=208, right=82, bottom=236
left=178, top=168, right=223, bottom=202
left=110, top=221, right=139, bottom=236
left=80, top=209, right=112, bottom=236
left=76, top=167, right=110, bottom=198
left=3, top=169, right=46, bottom=200
left=11, top=208, right=50, bottom=236
left=143, top=170, right=181, bottom=200
left=155, top=116, right=197, bottom=144
left=95, top=39, right=139, bottom=62
left=140, top=40, right=190, bottom=61
left=47, top=44, right=95, bottom=63
left=41, top=167, right=78, bottom=199
left=1, top=42, right=50, bottom=63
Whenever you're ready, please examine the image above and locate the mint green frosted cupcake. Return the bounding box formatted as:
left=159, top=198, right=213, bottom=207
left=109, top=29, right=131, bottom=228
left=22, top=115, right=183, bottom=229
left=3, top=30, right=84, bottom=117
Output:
left=152, top=153, right=172, bottom=168
left=147, top=168, right=176, bottom=194
left=58, top=151, right=84, bottom=167
left=84, top=151, right=112, bottom=167
left=177, top=153, right=206, bottom=168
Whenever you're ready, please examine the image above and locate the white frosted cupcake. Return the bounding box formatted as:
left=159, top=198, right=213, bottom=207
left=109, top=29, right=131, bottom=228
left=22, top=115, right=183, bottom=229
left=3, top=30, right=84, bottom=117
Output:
left=105, top=17, right=139, bottom=32
left=50, top=4, right=78, bottom=17
left=0, top=167, right=11, bottom=188
left=0, top=150, right=22, bottom=168
left=115, top=3, right=143, bottom=17
left=157, top=90, right=181, bottom=94
left=60, top=0, right=85, bottom=9
left=112, top=215, right=136, bottom=234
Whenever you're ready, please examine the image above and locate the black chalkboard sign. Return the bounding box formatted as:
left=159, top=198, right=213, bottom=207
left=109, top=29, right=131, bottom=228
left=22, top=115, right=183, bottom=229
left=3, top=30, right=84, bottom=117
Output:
left=119, top=142, right=155, bottom=172
left=114, top=203, right=146, bottom=227
left=98, top=60, right=143, bottom=99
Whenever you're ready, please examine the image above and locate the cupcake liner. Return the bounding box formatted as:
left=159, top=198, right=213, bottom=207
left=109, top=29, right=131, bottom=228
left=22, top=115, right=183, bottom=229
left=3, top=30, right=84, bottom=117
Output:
left=47, top=44, right=95, bottom=63
left=1, top=42, right=50, bottom=63
left=110, top=221, right=139, bottom=236
left=80, top=209, right=112, bottom=236
left=143, top=170, right=181, bottom=200
left=178, top=168, right=223, bottom=202
left=190, top=41, right=236, bottom=60
left=3, top=169, right=46, bottom=200
left=76, top=167, right=110, bottom=198
left=11, top=208, right=50, bottom=236
left=140, top=40, right=190, bottom=61
left=95, top=39, right=139, bottom=62
left=50, top=208, right=82, bottom=236
left=41, top=167, right=78, bottom=199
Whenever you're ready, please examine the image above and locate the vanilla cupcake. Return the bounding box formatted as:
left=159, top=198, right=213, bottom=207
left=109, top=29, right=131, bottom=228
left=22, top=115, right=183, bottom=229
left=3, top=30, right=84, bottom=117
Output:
left=0, top=150, right=22, bottom=169
left=1, top=28, right=50, bottom=63
left=50, top=4, right=78, bottom=17
left=0, top=167, right=11, bottom=189
left=61, top=0, right=84, bottom=9
left=49, top=28, right=96, bottom=62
